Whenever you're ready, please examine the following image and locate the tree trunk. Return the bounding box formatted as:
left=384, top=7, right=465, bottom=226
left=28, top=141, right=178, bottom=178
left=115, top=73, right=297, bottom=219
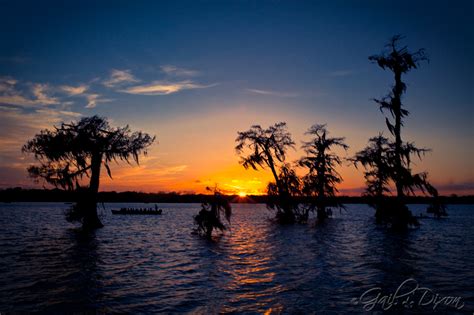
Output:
left=266, top=153, right=294, bottom=223
left=393, top=71, right=404, bottom=200
left=82, top=152, right=104, bottom=229
left=391, top=70, right=416, bottom=229
left=317, top=153, right=327, bottom=221
left=317, top=207, right=328, bottom=221
left=267, top=154, right=283, bottom=194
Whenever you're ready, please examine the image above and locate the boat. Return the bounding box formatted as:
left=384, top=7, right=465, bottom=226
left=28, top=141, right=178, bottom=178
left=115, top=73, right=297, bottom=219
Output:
left=111, top=208, right=163, bottom=215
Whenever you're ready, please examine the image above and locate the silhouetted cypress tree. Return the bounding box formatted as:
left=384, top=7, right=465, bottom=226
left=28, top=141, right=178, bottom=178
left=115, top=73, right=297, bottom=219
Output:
left=362, top=35, right=446, bottom=227
left=351, top=134, right=395, bottom=223
left=194, top=187, right=232, bottom=239
left=235, top=122, right=297, bottom=223
left=298, top=124, right=348, bottom=221
left=23, top=116, right=155, bottom=229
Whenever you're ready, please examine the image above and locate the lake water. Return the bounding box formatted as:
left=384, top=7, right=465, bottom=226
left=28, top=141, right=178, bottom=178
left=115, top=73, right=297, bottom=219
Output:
left=0, top=203, right=473, bottom=314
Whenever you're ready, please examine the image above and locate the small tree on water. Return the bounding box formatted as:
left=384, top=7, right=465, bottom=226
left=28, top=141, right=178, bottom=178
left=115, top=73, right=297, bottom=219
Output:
left=194, top=187, right=232, bottom=239
left=266, top=163, right=304, bottom=222
left=351, top=134, right=397, bottom=223
left=298, top=124, right=348, bottom=222
left=23, top=116, right=155, bottom=229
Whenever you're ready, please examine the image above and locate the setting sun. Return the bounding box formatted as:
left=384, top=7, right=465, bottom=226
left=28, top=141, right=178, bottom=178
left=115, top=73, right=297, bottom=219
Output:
left=238, top=192, right=247, bottom=197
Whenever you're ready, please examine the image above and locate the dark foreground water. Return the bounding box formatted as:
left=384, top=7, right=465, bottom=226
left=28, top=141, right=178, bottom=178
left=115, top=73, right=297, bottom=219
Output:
left=0, top=203, right=473, bottom=314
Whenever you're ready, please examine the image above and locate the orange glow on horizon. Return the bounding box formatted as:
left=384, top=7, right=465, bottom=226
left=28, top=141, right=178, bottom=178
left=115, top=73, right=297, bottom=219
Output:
left=99, top=159, right=367, bottom=196
left=92, top=106, right=471, bottom=196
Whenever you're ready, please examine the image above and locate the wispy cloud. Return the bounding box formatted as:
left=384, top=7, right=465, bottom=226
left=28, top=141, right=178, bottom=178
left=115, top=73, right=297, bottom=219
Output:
left=0, top=78, right=59, bottom=106
left=160, top=65, right=199, bottom=77
left=0, top=76, right=114, bottom=109
left=31, top=84, right=59, bottom=105
left=85, top=93, right=112, bottom=109
left=35, top=108, right=82, bottom=118
left=0, top=77, right=34, bottom=107
left=0, top=106, right=82, bottom=172
left=0, top=95, right=39, bottom=107
left=103, top=69, right=140, bottom=87
left=60, top=84, right=110, bottom=109
left=246, top=88, right=298, bottom=98
left=60, top=84, right=88, bottom=96
left=59, top=82, right=115, bottom=108
left=0, top=76, right=17, bottom=88
left=121, top=80, right=216, bottom=95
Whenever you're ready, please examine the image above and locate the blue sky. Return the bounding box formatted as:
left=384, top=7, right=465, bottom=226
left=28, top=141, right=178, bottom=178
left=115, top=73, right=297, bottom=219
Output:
left=0, top=0, right=473, bottom=194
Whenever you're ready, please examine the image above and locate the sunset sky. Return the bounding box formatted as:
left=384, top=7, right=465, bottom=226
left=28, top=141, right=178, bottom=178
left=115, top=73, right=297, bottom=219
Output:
left=0, top=1, right=472, bottom=195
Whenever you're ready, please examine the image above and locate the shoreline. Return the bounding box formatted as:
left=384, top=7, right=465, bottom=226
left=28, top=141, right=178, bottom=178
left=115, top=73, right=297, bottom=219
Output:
left=1, top=188, right=473, bottom=204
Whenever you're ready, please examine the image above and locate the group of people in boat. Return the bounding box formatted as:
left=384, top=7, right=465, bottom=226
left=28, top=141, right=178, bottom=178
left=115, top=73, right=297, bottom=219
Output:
left=118, top=204, right=163, bottom=214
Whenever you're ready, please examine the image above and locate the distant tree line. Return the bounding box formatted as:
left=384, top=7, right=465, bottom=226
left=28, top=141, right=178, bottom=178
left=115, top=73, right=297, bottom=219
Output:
left=1, top=187, right=471, bottom=204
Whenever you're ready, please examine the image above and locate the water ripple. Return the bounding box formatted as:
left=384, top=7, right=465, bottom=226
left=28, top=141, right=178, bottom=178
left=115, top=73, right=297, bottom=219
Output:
left=0, top=202, right=473, bottom=313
